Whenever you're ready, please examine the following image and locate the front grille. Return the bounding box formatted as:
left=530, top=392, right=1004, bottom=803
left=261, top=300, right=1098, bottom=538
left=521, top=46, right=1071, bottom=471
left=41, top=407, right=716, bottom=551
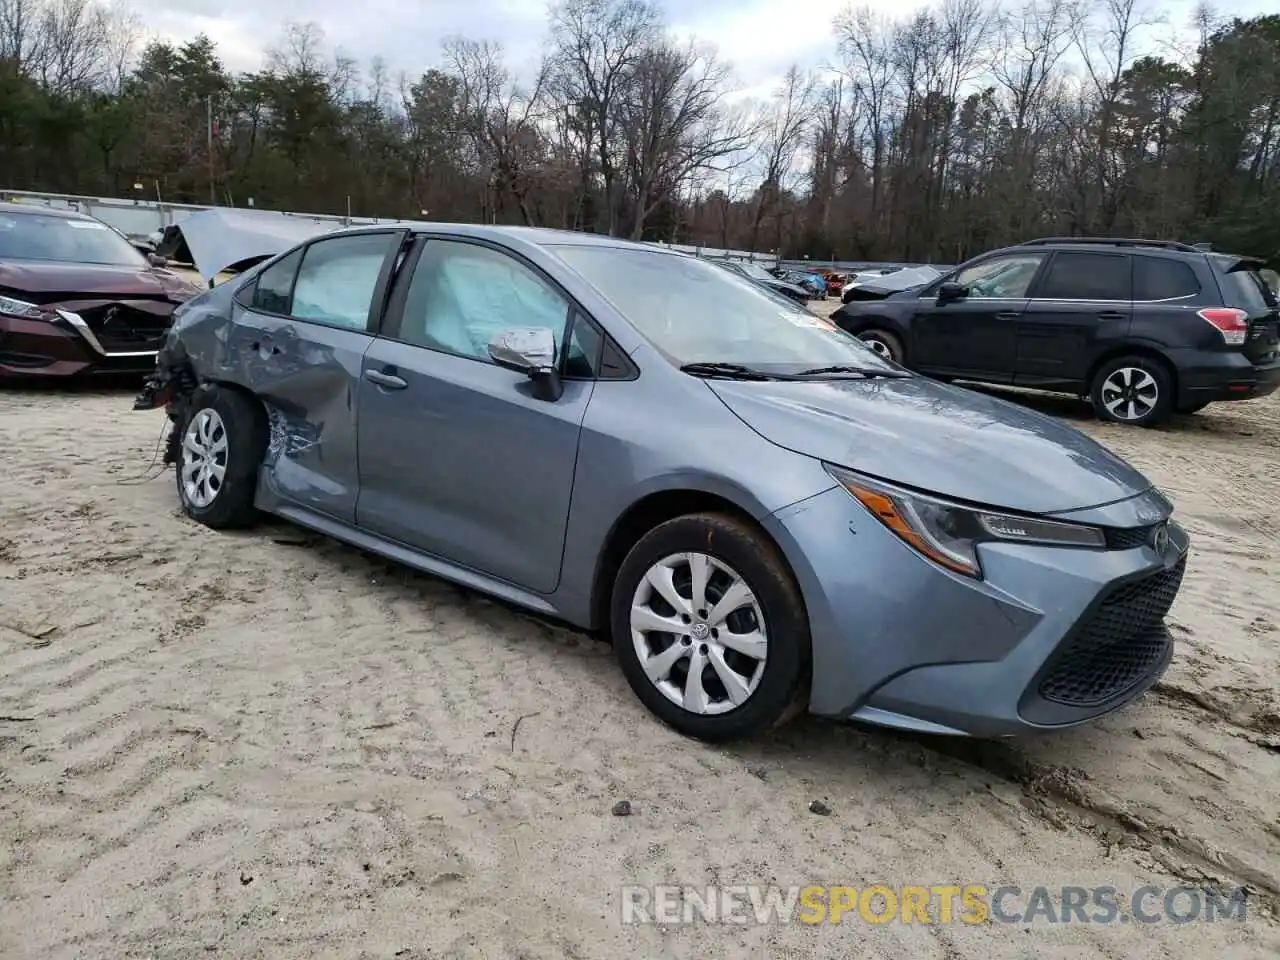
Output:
left=1038, top=555, right=1186, bottom=707
left=81, top=304, right=172, bottom=353
left=1104, top=525, right=1153, bottom=550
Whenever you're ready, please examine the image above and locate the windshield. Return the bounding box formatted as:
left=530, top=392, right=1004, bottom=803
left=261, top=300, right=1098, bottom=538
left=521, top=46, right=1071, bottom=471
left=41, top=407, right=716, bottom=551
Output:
left=553, top=245, right=903, bottom=373
left=0, top=211, right=147, bottom=267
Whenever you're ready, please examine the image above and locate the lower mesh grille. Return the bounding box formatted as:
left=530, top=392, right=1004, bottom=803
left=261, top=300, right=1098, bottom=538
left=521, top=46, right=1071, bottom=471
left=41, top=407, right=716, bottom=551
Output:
left=83, top=304, right=172, bottom=353
left=1038, top=556, right=1186, bottom=707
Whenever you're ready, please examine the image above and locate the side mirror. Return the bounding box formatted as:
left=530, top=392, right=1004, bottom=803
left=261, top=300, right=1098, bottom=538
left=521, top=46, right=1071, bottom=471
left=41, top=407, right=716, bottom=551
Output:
left=487, top=326, right=563, bottom=402
left=937, top=281, right=967, bottom=304
left=146, top=252, right=168, bottom=268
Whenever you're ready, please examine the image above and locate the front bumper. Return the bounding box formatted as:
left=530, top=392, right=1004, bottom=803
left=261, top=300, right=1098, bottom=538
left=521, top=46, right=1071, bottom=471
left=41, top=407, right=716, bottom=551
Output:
left=0, top=311, right=160, bottom=378
left=763, top=485, right=1189, bottom=738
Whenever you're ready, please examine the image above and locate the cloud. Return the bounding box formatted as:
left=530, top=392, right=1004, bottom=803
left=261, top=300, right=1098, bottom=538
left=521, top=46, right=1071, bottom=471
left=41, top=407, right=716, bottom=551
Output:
left=129, top=0, right=1279, bottom=91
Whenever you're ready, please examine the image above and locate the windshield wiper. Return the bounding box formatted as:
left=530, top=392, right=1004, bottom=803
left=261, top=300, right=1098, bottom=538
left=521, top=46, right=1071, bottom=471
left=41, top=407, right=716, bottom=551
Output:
left=679, top=362, right=779, bottom=381
left=791, top=364, right=910, bottom=379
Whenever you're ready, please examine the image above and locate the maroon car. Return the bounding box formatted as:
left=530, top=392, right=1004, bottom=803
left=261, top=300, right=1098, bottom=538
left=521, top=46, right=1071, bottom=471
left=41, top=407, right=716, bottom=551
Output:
left=0, top=202, right=203, bottom=379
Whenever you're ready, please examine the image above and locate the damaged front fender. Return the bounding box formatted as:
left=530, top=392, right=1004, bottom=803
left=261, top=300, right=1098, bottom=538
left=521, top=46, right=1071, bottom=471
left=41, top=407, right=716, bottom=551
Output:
left=131, top=290, right=222, bottom=465
left=132, top=337, right=198, bottom=465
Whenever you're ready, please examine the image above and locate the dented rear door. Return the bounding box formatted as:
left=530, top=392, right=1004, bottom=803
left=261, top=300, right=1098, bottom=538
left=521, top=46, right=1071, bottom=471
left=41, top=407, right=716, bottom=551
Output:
left=227, top=230, right=405, bottom=523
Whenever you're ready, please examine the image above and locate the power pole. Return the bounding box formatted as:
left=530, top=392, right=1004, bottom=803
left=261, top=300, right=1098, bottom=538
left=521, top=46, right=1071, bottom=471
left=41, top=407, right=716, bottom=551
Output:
left=207, top=96, right=216, bottom=205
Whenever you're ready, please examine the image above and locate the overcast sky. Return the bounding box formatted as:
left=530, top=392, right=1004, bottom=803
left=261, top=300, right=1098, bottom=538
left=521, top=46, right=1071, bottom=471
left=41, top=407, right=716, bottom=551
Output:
left=139, top=0, right=1277, bottom=101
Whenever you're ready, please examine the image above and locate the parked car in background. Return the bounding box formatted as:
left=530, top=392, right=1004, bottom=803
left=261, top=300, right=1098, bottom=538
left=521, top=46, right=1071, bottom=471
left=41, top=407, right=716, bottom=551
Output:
left=806, top=267, right=848, bottom=296
left=840, top=266, right=903, bottom=301
left=830, top=237, right=1280, bottom=426
left=714, top=259, right=810, bottom=304
left=776, top=269, right=826, bottom=299
left=842, top=266, right=943, bottom=303
left=0, top=202, right=203, bottom=378
left=136, top=224, right=1190, bottom=742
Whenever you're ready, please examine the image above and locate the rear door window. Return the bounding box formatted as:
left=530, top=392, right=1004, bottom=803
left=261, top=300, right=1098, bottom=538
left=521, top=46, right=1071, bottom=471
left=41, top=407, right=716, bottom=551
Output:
left=1134, top=257, right=1200, bottom=301
left=291, top=232, right=399, bottom=330
left=251, top=249, right=303, bottom=314
left=1035, top=252, right=1132, bottom=301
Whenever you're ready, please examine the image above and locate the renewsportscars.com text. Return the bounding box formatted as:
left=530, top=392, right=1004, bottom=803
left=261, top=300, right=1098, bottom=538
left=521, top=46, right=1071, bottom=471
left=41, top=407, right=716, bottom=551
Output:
left=620, top=884, right=1250, bottom=926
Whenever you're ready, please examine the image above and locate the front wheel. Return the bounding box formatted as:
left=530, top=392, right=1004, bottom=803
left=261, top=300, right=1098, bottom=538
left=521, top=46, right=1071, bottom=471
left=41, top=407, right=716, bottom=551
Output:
left=1089, top=356, right=1174, bottom=427
left=175, top=385, right=268, bottom=528
left=856, top=329, right=904, bottom=364
left=610, top=513, right=810, bottom=742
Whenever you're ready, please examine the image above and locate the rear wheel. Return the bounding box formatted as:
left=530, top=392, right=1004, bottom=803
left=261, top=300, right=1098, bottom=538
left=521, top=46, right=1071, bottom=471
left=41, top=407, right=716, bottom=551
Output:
left=1089, top=356, right=1174, bottom=427
left=856, top=329, right=903, bottom=364
left=610, top=513, right=810, bottom=742
left=175, top=385, right=268, bottom=528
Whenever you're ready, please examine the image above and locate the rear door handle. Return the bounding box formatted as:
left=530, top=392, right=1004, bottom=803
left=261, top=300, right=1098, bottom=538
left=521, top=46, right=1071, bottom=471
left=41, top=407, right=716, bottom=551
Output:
left=1097, top=311, right=1127, bottom=320
left=365, top=369, right=407, bottom=390
left=995, top=312, right=1021, bottom=320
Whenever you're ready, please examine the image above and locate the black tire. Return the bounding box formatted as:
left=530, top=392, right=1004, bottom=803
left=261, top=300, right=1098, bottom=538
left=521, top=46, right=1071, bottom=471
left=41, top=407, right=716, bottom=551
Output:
left=1177, top=400, right=1211, bottom=415
left=610, top=513, right=811, bottom=742
left=857, top=329, right=904, bottom=364
left=174, top=384, right=268, bottom=529
left=1089, top=356, right=1174, bottom=427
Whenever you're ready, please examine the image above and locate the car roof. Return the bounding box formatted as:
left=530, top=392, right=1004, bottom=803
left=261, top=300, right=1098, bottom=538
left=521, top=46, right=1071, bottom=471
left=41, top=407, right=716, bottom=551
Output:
left=996, top=237, right=1212, bottom=260
left=335, top=220, right=653, bottom=252
left=0, top=201, right=98, bottom=221
left=984, top=237, right=1265, bottom=269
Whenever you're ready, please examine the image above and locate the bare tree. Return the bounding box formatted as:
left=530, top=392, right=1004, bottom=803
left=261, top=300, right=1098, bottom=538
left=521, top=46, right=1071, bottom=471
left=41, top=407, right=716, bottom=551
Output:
left=548, top=0, right=662, bottom=234
left=267, top=20, right=327, bottom=77
left=98, top=0, right=140, bottom=93
left=748, top=65, right=816, bottom=250
left=0, top=0, right=42, bottom=68
left=995, top=0, right=1077, bottom=129
left=991, top=0, right=1080, bottom=234
left=444, top=36, right=549, bottom=225
left=617, top=39, right=752, bottom=239
left=1074, top=0, right=1163, bottom=229
left=33, top=0, right=111, bottom=94
left=836, top=7, right=898, bottom=234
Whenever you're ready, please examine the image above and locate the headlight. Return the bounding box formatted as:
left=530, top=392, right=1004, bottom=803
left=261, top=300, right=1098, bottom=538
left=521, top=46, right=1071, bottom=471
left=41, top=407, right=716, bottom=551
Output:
left=826, top=465, right=1105, bottom=578
left=0, top=294, right=55, bottom=321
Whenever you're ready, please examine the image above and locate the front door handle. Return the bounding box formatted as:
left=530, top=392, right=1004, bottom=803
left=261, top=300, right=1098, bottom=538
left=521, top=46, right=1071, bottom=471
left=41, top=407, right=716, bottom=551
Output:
left=1097, top=311, right=1127, bottom=320
left=365, top=368, right=407, bottom=390
left=995, top=312, right=1021, bottom=321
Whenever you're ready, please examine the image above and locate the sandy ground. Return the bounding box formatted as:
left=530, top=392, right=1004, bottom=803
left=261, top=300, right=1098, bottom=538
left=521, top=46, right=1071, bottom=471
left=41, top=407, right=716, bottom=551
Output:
left=2, top=329, right=1279, bottom=957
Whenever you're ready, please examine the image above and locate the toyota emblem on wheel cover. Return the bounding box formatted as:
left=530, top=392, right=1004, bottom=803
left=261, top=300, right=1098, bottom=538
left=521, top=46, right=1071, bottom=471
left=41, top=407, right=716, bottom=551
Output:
left=1151, top=523, right=1170, bottom=554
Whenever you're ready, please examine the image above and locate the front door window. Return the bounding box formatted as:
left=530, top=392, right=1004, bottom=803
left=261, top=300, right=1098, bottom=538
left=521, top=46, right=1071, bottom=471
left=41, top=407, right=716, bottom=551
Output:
left=954, top=254, right=1045, bottom=299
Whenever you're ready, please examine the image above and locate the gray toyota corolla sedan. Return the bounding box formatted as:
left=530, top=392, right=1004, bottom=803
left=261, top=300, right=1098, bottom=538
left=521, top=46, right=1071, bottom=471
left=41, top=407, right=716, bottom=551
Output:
left=133, top=224, right=1190, bottom=742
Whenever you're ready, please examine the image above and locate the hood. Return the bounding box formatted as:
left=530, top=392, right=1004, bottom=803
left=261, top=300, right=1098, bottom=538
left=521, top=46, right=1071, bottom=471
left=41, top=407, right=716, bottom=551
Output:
left=846, top=266, right=941, bottom=301
left=706, top=376, right=1152, bottom=514
left=158, top=208, right=343, bottom=283
left=0, top=258, right=202, bottom=303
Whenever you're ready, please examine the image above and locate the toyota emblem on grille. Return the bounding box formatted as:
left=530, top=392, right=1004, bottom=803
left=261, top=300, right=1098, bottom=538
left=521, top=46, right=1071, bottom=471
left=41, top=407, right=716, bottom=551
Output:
left=1151, top=523, right=1170, bottom=554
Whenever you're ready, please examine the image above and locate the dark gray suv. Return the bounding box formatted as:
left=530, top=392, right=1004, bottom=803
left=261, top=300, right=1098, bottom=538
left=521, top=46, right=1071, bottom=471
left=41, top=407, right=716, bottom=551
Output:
left=831, top=237, right=1280, bottom=427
